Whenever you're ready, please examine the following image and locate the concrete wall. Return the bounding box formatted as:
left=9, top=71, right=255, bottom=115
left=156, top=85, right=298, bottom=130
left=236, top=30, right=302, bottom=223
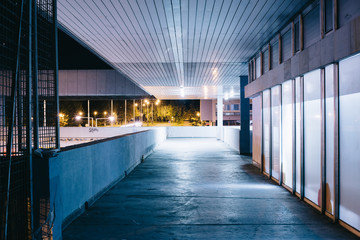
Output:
left=60, top=127, right=146, bottom=139
left=49, top=128, right=167, bottom=239
left=167, top=126, right=217, bottom=138
left=59, top=69, right=149, bottom=97
left=245, top=15, right=360, bottom=98
left=223, top=126, right=240, bottom=152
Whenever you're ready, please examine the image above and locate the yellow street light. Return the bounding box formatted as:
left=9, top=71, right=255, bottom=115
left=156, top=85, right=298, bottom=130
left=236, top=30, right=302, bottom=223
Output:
left=79, top=112, right=83, bottom=116
left=94, top=111, right=98, bottom=116
left=103, top=111, right=107, bottom=116
left=196, top=112, right=200, bottom=117
left=59, top=113, right=64, bottom=118
left=135, top=103, right=138, bottom=107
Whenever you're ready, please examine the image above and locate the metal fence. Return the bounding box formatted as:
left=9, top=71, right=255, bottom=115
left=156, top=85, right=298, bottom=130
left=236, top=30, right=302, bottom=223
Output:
left=0, top=0, right=58, bottom=239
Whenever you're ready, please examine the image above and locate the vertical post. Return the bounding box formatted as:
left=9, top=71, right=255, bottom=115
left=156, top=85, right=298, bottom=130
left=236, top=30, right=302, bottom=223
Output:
left=321, top=68, right=326, bottom=213
left=5, top=1, right=25, bottom=239
left=125, top=99, right=127, bottom=125
left=292, top=21, right=295, bottom=56
left=151, top=102, right=154, bottom=125
left=333, top=63, right=339, bottom=221
left=320, top=0, right=325, bottom=39
left=292, top=79, right=296, bottom=194
left=110, top=99, right=113, bottom=126
left=87, top=100, right=90, bottom=127
left=261, top=92, right=264, bottom=173
left=133, top=99, right=135, bottom=122
left=33, top=0, right=39, bottom=149
left=300, top=14, right=304, bottom=51
left=43, top=100, right=46, bottom=127
left=140, top=99, right=143, bottom=122
left=279, top=85, right=283, bottom=186
left=278, top=33, right=282, bottom=64
left=239, top=76, right=250, bottom=154
left=300, top=76, right=305, bottom=200
left=333, top=0, right=338, bottom=30
left=27, top=1, right=34, bottom=236
left=268, top=43, right=271, bottom=71
left=217, top=95, right=223, bottom=141
left=269, top=88, right=272, bottom=178
left=53, top=0, right=60, bottom=149
left=260, top=51, right=263, bottom=76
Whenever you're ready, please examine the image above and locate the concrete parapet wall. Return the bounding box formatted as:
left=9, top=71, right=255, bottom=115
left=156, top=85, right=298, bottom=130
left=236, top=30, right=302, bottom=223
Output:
left=223, top=126, right=240, bottom=152
left=166, top=126, right=217, bottom=138
left=49, top=128, right=167, bottom=239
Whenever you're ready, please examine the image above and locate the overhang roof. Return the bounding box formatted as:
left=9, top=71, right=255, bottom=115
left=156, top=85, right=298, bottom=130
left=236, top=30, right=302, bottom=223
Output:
left=57, top=0, right=310, bottom=99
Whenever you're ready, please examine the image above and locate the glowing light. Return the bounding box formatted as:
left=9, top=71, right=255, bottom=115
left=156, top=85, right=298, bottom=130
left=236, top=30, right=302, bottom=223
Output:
left=59, top=113, right=64, bottom=118
left=135, top=103, right=138, bottom=107
left=103, top=111, right=107, bottom=115
left=196, top=112, right=200, bottom=117
left=94, top=111, right=98, bottom=116
left=75, top=116, right=81, bottom=121
left=180, top=88, right=185, bottom=97
left=224, top=93, right=229, bottom=100
left=108, top=116, right=115, bottom=122
left=79, top=112, right=83, bottom=116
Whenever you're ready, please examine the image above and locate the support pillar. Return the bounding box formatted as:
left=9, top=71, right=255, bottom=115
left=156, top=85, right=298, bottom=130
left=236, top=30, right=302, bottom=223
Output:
left=217, top=95, right=223, bottom=140
left=87, top=99, right=90, bottom=127
left=240, top=75, right=251, bottom=155
left=125, top=99, right=127, bottom=125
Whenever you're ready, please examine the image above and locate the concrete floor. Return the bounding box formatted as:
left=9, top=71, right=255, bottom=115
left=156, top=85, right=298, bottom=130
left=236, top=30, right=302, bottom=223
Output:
left=63, top=138, right=357, bottom=240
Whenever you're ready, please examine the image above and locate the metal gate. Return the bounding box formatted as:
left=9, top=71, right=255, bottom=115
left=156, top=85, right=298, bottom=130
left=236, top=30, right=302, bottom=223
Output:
left=0, top=0, right=59, bottom=239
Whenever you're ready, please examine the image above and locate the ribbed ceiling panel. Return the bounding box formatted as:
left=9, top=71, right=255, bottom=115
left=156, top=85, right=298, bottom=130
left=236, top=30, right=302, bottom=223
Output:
left=58, top=0, right=309, bottom=99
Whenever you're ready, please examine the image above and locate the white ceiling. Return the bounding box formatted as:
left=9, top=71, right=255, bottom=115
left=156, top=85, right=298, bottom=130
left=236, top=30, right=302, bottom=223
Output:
left=57, top=0, right=309, bottom=99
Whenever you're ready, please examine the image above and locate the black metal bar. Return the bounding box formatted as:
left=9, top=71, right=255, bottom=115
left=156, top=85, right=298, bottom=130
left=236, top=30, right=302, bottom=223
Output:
left=4, top=1, right=25, bottom=239
left=53, top=0, right=60, bottom=149
left=33, top=0, right=39, bottom=149
left=27, top=0, right=34, bottom=236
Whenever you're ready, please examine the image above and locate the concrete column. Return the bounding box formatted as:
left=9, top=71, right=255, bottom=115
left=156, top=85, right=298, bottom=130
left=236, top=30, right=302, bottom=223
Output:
left=240, top=75, right=251, bottom=155
left=217, top=95, right=223, bottom=140
left=87, top=100, right=90, bottom=127
left=125, top=99, right=127, bottom=125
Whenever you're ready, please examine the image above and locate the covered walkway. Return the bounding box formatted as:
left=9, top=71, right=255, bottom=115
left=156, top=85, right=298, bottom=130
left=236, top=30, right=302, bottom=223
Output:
left=63, top=139, right=356, bottom=239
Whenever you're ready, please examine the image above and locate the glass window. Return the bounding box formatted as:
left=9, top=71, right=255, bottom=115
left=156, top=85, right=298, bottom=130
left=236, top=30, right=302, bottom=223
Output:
left=303, top=1, right=320, bottom=48
left=263, top=48, right=269, bottom=72
left=294, top=21, right=300, bottom=52
left=256, top=55, right=261, bottom=78
left=282, top=80, right=294, bottom=188
left=325, top=64, right=335, bottom=215
left=263, top=90, right=271, bottom=174
left=304, top=69, right=321, bottom=205
left=233, top=104, right=239, bottom=111
left=339, top=53, right=360, bottom=231
left=325, top=0, right=333, bottom=33
left=282, top=29, right=292, bottom=62
left=271, top=40, right=279, bottom=69
left=271, top=85, right=281, bottom=180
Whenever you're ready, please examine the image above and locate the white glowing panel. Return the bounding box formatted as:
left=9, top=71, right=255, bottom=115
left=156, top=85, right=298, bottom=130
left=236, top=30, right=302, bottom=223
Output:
left=281, top=80, right=293, bottom=188
left=325, top=64, right=335, bottom=215
left=295, top=77, right=301, bottom=194
left=271, top=85, right=281, bottom=180
left=339, top=53, right=360, bottom=231
left=304, top=69, right=321, bottom=205
left=263, top=90, right=271, bottom=174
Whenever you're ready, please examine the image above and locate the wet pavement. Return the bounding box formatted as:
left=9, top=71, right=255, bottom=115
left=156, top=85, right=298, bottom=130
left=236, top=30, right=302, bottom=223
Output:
left=63, top=138, right=358, bottom=240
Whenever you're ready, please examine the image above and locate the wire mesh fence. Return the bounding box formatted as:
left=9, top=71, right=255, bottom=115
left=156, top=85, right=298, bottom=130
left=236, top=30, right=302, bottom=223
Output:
left=0, top=0, right=58, bottom=239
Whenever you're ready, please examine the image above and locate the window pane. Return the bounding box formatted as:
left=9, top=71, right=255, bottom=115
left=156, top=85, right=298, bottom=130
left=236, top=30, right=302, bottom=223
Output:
left=263, top=90, right=271, bottom=174
left=282, top=80, right=294, bottom=188
left=339, top=53, right=360, bottom=231
left=271, top=41, right=279, bottom=69
left=304, top=69, right=321, bottom=205
left=325, top=0, right=333, bottom=33
left=294, top=21, right=300, bottom=52
left=271, top=85, right=281, bottom=180
left=256, top=55, right=261, bottom=78
left=303, top=2, right=320, bottom=48
left=263, top=48, right=269, bottom=72
left=282, top=30, right=292, bottom=61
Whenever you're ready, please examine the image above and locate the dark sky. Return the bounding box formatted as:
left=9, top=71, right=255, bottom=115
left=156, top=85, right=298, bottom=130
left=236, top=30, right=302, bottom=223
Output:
left=58, top=29, right=112, bottom=70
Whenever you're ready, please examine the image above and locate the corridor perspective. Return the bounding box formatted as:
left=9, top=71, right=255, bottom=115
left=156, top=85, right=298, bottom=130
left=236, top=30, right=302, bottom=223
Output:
left=63, top=139, right=356, bottom=240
